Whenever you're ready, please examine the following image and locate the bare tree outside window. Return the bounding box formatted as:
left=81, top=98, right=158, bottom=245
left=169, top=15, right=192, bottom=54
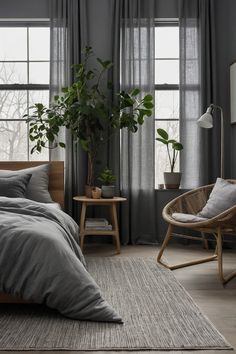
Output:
left=0, top=24, right=50, bottom=161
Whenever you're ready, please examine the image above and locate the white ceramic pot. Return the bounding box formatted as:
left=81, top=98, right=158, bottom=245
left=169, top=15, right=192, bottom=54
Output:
left=164, top=172, right=181, bottom=189
left=101, top=185, right=115, bottom=198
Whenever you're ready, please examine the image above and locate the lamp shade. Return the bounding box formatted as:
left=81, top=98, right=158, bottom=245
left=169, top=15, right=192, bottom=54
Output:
left=197, top=107, right=213, bottom=129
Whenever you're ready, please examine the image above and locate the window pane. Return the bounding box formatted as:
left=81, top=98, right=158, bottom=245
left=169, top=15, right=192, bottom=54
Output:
left=155, top=60, right=179, bottom=84
left=155, top=91, right=179, bottom=119
left=155, top=120, right=180, bottom=187
left=29, top=62, right=49, bottom=84
left=0, top=28, right=27, bottom=61
left=155, top=27, right=179, bottom=58
left=0, top=91, right=27, bottom=119
left=0, top=62, right=27, bottom=84
left=29, top=27, right=50, bottom=60
left=0, top=121, right=28, bottom=160
left=29, top=90, right=49, bottom=107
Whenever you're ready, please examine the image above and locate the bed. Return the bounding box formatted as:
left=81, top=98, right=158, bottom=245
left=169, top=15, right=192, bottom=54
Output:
left=0, top=161, right=122, bottom=323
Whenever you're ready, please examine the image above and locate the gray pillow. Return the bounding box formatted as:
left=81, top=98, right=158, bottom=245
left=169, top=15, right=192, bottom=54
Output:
left=0, top=164, right=53, bottom=203
left=0, top=174, right=32, bottom=198
left=198, top=178, right=236, bottom=218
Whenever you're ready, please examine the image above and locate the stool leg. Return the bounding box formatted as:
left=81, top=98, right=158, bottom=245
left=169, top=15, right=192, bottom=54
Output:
left=111, top=203, right=120, bottom=254
left=79, top=202, right=87, bottom=252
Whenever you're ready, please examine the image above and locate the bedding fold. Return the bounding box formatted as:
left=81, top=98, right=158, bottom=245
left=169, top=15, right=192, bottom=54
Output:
left=0, top=197, right=122, bottom=323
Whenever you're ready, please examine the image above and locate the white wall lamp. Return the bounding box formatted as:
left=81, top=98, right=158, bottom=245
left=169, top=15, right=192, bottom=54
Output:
left=197, top=104, right=224, bottom=179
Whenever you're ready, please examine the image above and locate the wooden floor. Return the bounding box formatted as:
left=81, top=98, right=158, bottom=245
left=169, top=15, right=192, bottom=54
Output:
left=3, top=243, right=236, bottom=354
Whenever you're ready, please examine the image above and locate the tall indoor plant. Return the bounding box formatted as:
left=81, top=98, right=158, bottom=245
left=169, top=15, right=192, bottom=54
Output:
left=156, top=128, right=183, bottom=189
left=25, top=46, right=154, bottom=196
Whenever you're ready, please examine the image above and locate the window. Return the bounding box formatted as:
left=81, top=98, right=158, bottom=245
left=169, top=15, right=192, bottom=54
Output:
left=0, top=22, right=50, bottom=161
left=155, top=22, right=179, bottom=187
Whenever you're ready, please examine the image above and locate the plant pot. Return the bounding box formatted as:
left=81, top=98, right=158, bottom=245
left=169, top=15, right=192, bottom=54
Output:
left=85, top=185, right=95, bottom=198
left=101, top=185, right=115, bottom=198
left=164, top=172, right=181, bottom=189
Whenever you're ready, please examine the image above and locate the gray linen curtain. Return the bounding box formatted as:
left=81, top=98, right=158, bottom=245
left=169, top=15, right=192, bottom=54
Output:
left=49, top=0, right=88, bottom=218
left=120, top=0, right=156, bottom=244
left=179, top=0, right=218, bottom=188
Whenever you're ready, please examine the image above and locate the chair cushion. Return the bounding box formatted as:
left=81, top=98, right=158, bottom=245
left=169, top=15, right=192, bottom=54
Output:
left=172, top=213, right=208, bottom=223
left=198, top=178, right=236, bottom=218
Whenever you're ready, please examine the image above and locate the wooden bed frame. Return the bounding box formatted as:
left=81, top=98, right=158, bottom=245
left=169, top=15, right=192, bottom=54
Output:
left=0, top=160, right=65, bottom=303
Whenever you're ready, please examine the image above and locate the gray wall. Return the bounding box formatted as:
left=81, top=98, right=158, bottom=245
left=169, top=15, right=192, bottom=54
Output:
left=0, top=0, right=49, bottom=19
left=214, top=0, right=236, bottom=178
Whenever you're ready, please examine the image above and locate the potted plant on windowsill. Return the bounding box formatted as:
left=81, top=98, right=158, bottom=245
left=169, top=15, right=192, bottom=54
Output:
left=25, top=46, right=154, bottom=197
left=156, top=128, right=183, bottom=189
left=98, top=167, right=116, bottom=198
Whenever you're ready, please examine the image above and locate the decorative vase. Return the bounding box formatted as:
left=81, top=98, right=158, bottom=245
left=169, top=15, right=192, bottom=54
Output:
left=164, top=172, right=181, bottom=189
left=101, top=185, right=115, bottom=198
left=91, top=187, right=102, bottom=199
left=85, top=185, right=95, bottom=198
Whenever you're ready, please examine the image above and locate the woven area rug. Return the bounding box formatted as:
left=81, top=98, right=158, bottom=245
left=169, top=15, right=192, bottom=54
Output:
left=0, top=257, right=232, bottom=351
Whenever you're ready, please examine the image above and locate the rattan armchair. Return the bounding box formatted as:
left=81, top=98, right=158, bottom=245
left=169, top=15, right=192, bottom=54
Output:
left=157, top=181, right=236, bottom=284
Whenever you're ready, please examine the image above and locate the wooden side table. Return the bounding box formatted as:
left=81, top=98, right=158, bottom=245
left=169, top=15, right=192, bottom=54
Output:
left=73, top=196, right=127, bottom=254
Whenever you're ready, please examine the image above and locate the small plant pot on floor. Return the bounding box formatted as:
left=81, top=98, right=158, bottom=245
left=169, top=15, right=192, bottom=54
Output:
left=101, top=185, right=115, bottom=198
left=164, top=172, right=181, bottom=189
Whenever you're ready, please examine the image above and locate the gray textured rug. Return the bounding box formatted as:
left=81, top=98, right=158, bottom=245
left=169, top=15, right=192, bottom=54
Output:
left=0, top=257, right=232, bottom=351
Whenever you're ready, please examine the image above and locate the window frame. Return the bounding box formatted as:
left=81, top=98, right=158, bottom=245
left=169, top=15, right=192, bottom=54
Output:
left=0, top=20, right=50, bottom=161
left=154, top=20, right=180, bottom=187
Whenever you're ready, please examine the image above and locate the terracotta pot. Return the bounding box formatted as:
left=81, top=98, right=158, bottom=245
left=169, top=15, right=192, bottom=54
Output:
left=164, top=172, right=181, bottom=189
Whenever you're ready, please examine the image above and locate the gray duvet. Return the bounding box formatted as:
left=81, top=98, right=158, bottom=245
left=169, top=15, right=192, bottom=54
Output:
left=0, top=197, right=122, bottom=323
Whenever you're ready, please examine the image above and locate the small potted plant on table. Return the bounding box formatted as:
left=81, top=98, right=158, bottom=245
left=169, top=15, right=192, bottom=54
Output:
left=98, top=167, right=116, bottom=198
left=156, top=128, right=183, bottom=189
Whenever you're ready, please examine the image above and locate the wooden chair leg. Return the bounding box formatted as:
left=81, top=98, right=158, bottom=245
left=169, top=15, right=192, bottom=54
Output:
left=201, top=232, right=209, bottom=250
left=157, top=224, right=218, bottom=271
left=216, top=227, right=236, bottom=285
left=157, top=224, right=173, bottom=268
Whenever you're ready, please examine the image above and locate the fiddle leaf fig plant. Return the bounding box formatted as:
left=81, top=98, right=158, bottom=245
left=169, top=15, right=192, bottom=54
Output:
left=156, top=128, right=183, bottom=173
left=25, top=46, right=154, bottom=186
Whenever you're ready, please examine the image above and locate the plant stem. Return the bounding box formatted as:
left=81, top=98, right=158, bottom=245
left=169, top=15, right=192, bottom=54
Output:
left=167, top=144, right=172, bottom=171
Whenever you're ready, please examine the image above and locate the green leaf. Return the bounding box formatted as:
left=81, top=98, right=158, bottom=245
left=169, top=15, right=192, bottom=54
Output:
left=30, top=146, right=37, bottom=154
left=46, top=131, right=55, bottom=142
left=143, top=101, right=154, bottom=109
left=145, top=109, right=152, bottom=117
left=157, top=128, right=168, bottom=140
left=144, top=94, right=153, bottom=101
left=130, top=88, right=140, bottom=97
left=96, top=58, right=113, bottom=69
left=156, top=137, right=168, bottom=145
left=59, top=142, right=66, bottom=148
left=173, top=142, right=184, bottom=151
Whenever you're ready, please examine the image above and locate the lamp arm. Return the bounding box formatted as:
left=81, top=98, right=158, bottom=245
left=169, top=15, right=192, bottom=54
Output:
left=210, top=104, right=224, bottom=179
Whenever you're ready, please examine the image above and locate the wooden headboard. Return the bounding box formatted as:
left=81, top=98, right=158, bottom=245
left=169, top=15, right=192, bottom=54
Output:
left=0, top=161, right=64, bottom=209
